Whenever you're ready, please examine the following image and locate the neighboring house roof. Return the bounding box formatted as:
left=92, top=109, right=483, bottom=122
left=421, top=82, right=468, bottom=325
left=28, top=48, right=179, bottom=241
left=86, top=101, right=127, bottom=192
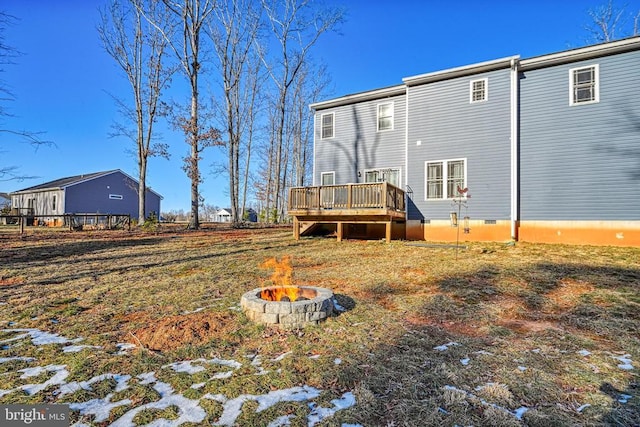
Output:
left=217, top=209, right=232, bottom=215
left=10, top=169, right=163, bottom=199
left=0, top=192, right=10, bottom=200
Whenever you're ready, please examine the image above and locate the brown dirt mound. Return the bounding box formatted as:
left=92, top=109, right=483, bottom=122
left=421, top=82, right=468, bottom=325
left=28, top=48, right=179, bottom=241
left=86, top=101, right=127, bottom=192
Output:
left=128, top=311, right=235, bottom=351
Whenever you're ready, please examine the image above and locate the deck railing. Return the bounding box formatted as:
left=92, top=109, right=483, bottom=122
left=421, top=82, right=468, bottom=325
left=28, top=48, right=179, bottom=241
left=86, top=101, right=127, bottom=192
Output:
left=288, top=182, right=405, bottom=212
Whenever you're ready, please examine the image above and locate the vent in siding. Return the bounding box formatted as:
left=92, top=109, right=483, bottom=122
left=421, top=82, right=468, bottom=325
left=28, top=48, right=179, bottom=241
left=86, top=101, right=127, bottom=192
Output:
left=421, top=219, right=430, bottom=224
left=484, top=219, right=497, bottom=225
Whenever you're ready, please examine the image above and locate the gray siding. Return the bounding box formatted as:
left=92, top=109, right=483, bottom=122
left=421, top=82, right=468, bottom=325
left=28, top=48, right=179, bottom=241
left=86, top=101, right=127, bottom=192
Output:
left=406, top=68, right=512, bottom=220
left=520, top=51, right=640, bottom=220
left=65, top=172, right=161, bottom=217
left=314, top=94, right=406, bottom=186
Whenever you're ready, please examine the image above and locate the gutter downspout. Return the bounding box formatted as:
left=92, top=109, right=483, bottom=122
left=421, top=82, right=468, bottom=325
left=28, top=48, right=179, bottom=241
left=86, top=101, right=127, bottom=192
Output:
left=510, top=58, right=519, bottom=241
left=311, top=109, right=316, bottom=186
left=405, top=85, right=409, bottom=212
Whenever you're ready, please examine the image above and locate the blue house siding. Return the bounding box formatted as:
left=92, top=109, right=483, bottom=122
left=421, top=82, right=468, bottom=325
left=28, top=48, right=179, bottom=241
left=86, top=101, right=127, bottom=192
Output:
left=64, top=172, right=161, bottom=217
left=314, top=92, right=406, bottom=186
left=519, top=50, right=640, bottom=221
left=406, top=67, right=512, bottom=221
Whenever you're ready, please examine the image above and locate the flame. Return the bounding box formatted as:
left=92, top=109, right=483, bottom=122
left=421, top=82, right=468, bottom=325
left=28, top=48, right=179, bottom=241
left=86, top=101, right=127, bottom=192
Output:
left=260, top=256, right=299, bottom=302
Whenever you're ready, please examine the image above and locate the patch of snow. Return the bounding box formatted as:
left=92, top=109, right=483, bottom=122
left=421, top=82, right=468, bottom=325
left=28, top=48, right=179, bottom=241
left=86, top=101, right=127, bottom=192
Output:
left=115, top=343, right=136, bottom=355
left=62, top=344, right=102, bottom=353
left=309, top=354, right=321, bottom=360
left=272, top=351, right=292, bottom=362
left=204, top=386, right=321, bottom=426
left=58, top=373, right=131, bottom=397
left=191, top=382, right=206, bottom=389
left=211, top=371, right=234, bottom=380
left=577, top=349, right=591, bottom=357
left=137, top=372, right=157, bottom=385
left=434, top=342, right=460, bottom=351
left=1, top=328, right=72, bottom=345
left=618, top=394, right=632, bottom=404
left=613, top=354, right=634, bottom=370
left=531, top=348, right=541, bottom=353
left=460, top=358, right=470, bottom=366
left=334, top=358, right=342, bottom=365
left=518, top=366, right=527, bottom=372
left=70, top=394, right=133, bottom=423
left=0, top=356, right=35, bottom=363
left=308, top=391, right=356, bottom=427
left=474, top=350, right=494, bottom=356
left=577, top=403, right=591, bottom=412
left=19, top=364, right=69, bottom=395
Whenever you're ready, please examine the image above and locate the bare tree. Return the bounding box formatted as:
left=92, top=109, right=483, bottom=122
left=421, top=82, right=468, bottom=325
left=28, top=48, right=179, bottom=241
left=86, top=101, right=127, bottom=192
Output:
left=208, top=0, right=262, bottom=226
left=148, top=0, right=220, bottom=229
left=0, top=11, right=52, bottom=182
left=258, top=0, right=343, bottom=222
left=98, top=0, right=176, bottom=223
left=587, top=0, right=640, bottom=42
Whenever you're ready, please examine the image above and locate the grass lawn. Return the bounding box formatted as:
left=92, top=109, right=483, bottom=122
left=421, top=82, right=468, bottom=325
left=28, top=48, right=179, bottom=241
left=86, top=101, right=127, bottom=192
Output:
left=0, top=225, right=638, bottom=426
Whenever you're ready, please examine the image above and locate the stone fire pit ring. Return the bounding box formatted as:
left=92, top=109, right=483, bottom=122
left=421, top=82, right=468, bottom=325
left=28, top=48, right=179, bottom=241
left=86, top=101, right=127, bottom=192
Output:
left=241, top=286, right=334, bottom=329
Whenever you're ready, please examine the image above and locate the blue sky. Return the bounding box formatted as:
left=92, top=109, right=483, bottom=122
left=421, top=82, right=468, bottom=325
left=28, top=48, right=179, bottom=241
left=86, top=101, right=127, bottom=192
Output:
left=1, top=0, right=624, bottom=211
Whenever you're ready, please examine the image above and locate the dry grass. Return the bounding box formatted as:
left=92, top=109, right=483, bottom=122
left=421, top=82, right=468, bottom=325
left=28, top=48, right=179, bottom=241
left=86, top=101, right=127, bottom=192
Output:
left=0, top=225, right=638, bottom=426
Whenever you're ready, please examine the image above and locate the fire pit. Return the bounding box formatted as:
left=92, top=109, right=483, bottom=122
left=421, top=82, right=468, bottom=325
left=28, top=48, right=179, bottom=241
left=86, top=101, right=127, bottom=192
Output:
left=241, top=285, right=334, bottom=329
left=241, top=256, right=335, bottom=329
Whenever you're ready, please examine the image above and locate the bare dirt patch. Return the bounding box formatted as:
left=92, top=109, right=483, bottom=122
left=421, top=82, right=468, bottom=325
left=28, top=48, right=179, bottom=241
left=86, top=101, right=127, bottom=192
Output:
left=126, top=311, right=236, bottom=351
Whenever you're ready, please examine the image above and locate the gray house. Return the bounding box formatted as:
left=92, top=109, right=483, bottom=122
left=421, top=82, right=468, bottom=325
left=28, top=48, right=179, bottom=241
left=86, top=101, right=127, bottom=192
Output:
left=10, top=170, right=162, bottom=223
left=291, top=37, right=640, bottom=246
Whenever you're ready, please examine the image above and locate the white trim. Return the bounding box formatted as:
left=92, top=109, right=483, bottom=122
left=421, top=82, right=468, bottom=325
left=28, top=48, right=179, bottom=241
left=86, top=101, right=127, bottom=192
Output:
left=470, top=78, right=488, bottom=103
left=404, top=56, right=519, bottom=86
left=569, top=64, right=599, bottom=106
left=510, top=58, right=519, bottom=240
left=377, top=102, right=394, bottom=131
left=312, top=114, right=316, bottom=186
left=520, top=36, right=640, bottom=71
left=310, top=85, right=405, bottom=110
left=405, top=86, right=409, bottom=191
left=363, top=167, right=402, bottom=187
left=424, top=158, right=467, bottom=201
left=320, top=112, right=335, bottom=139
left=320, top=171, right=335, bottom=186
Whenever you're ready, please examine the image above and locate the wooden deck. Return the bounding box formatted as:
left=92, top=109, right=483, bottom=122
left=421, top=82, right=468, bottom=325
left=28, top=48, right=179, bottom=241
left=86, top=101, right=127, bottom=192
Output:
left=288, top=182, right=406, bottom=242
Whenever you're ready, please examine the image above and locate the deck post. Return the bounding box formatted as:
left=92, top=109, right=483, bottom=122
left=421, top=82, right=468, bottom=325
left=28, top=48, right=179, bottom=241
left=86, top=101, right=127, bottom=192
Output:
left=385, top=219, right=392, bottom=243
left=337, top=222, right=343, bottom=242
left=293, top=217, right=300, bottom=240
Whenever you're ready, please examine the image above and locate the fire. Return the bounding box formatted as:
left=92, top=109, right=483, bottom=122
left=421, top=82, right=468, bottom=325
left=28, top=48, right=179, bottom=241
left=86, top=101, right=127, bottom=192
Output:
left=260, top=256, right=299, bottom=302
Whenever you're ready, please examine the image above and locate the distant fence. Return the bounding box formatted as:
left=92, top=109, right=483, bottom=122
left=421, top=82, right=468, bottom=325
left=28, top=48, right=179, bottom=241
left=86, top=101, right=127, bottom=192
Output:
left=0, top=213, right=131, bottom=233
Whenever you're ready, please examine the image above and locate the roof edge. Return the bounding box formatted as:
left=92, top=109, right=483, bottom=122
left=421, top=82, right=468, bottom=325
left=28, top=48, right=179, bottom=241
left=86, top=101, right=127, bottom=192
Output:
left=403, top=55, right=520, bottom=86
left=310, top=84, right=406, bottom=111
left=520, top=36, right=640, bottom=71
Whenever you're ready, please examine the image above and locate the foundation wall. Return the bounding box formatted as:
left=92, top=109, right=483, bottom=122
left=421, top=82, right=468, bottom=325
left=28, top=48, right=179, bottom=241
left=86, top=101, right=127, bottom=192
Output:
left=518, top=221, right=640, bottom=247
left=406, top=220, right=512, bottom=242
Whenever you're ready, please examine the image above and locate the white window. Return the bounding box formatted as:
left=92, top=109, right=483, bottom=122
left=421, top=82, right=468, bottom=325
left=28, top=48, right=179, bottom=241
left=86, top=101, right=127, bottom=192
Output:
left=425, top=159, right=466, bottom=200
left=109, top=194, right=123, bottom=200
left=321, top=171, right=335, bottom=186
left=470, top=78, right=487, bottom=103
left=320, top=113, right=334, bottom=139
left=570, top=64, right=599, bottom=105
left=377, top=102, right=394, bottom=131
left=364, top=168, right=400, bottom=187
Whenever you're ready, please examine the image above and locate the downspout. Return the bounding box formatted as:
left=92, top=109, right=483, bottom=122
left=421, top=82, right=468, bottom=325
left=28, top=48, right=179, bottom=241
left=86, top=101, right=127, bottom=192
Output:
left=404, top=85, right=409, bottom=206
left=510, top=58, right=519, bottom=241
